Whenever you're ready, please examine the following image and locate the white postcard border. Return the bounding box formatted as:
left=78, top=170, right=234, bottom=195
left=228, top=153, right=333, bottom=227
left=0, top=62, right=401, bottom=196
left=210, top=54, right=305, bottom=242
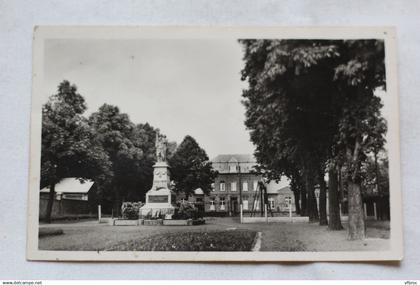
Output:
left=27, top=26, right=403, bottom=262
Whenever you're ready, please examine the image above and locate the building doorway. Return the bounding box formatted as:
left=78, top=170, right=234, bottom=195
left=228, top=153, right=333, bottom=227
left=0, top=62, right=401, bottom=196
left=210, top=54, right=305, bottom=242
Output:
left=230, top=197, right=239, bottom=215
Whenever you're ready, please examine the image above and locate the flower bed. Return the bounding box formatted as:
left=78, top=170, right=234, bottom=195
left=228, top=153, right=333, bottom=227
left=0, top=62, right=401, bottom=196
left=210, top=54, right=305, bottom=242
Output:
left=106, top=230, right=257, bottom=251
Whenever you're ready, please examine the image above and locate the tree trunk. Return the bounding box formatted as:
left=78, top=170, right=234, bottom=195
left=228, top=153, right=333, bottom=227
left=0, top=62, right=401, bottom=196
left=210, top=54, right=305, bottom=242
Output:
left=45, top=182, right=56, bottom=224
left=328, top=167, right=343, bottom=230
left=346, top=139, right=366, bottom=240
left=300, top=185, right=307, bottom=216
left=305, top=169, right=319, bottom=222
left=374, top=150, right=380, bottom=193
left=347, top=180, right=366, bottom=240
left=318, top=169, right=328, bottom=226
left=338, top=166, right=344, bottom=204
left=293, top=189, right=301, bottom=215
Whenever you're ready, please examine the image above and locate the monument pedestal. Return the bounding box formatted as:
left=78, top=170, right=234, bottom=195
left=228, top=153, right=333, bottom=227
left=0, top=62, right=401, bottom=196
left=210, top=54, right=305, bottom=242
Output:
left=140, top=161, right=177, bottom=219
left=140, top=187, right=176, bottom=218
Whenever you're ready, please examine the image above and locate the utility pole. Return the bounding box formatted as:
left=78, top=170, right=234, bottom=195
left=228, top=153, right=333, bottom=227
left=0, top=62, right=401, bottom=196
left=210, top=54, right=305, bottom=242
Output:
left=238, top=162, right=242, bottom=214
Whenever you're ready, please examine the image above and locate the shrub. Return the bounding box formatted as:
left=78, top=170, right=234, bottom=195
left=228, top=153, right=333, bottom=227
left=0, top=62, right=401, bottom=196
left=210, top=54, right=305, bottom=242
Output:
left=173, top=201, right=203, bottom=220
left=121, top=202, right=143, bottom=220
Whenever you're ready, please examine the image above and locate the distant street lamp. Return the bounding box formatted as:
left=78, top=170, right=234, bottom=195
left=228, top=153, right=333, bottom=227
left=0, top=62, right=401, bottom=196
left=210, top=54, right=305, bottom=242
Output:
left=238, top=162, right=242, bottom=210
left=315, top=188, right=320, bottom=208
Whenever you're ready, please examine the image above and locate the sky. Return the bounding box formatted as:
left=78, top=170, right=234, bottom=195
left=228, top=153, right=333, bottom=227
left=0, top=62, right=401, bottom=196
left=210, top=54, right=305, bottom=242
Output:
left=43, top=39, right=391, bottom=160
left=44, top=39, right=252, bottom=159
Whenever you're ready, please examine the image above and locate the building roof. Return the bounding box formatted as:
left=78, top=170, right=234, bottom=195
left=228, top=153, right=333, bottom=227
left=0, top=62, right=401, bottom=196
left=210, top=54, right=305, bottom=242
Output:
left=211, top=154, right=256, bottom=163
left=194, top=188, right=204, bottom=195
left=40, top=178, right=94, bottom=194
left=266, top=179, right=292, bottom=194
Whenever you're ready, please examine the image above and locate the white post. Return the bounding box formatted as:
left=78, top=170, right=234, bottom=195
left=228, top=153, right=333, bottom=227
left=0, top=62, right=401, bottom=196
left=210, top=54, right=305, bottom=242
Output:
left=363, top=203, right=367, bottom=218
left=240, top=204, right=243, bottom=224
left=316, top=197, right=320, bottom=212
left=264, top=204, right=268, bottom=223
left=373, top=202, right=377, bottom=220
left=289, top=200, right=292, bottom=222
left=98, top=205, right=102, bottom=223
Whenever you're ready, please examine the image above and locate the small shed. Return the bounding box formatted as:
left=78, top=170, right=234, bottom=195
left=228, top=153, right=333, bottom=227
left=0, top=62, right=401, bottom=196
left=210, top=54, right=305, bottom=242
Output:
left=39, top=178, right=95, bottom=220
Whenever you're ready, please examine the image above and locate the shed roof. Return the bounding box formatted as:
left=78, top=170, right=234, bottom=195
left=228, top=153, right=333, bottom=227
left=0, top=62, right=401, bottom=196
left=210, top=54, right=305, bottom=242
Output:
left=211, top=154, right=256, bottom=163
left=40, top=178, right=94, bottom=194
left=266, top=178, right=292, bottom=194
left=194, top=188, right=204, bottom=195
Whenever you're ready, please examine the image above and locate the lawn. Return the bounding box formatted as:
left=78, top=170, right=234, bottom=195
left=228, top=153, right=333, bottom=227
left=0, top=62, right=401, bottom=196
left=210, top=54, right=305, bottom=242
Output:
left=38, top=217, right=390, bottom=252
left=106, top=230, right=257, bottom=251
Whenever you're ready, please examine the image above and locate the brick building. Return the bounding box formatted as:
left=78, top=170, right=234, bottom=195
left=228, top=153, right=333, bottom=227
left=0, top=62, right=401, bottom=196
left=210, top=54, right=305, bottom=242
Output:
left=204, top=154, right=294, bottom=215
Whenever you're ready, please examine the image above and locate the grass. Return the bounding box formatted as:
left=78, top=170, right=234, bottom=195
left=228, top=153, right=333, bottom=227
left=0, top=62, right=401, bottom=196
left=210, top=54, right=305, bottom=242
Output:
left=38, top=217, right=390, bottom=252
left=106, top=230, right=258, bottom=251
left=39, top=227, right=64, bottom=238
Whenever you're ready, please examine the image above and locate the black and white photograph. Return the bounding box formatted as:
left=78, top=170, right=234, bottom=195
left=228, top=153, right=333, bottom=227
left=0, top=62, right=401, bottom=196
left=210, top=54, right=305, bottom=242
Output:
left=27, top=26, right=402, bottom=261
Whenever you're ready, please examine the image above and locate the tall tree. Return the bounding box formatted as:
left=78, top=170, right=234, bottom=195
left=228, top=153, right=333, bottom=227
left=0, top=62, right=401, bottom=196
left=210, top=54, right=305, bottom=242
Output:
left=333, top=40, right=386, bottom=239
left=41, top=81, right=111, bottom=223
left=289, top=168, right=304, bottom=216
left=169, top=135, right=217, bottom=197
left=317, top=165, right=328, bottom=225
left=131, top=123, right=159, bottom=200
left=240, top=40, right=339, bottom=223
left=88, top=104, right=157, bottom=215
left=327, top=162, right=343, bottom=230
left=240, top=39, right=386, bottom=238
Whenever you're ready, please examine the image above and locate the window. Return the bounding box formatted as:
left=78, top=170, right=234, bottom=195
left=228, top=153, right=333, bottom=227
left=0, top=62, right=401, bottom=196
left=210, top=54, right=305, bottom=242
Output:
left=229, top=164, right=237, bottom=173
left=220, top=181, right=225, bottom=191
left=211, top=183, right=215, bottom=192
left=268, top=198, right=275, bottom=210
left=253, top=181, right=258, bottom=191
left=243, top=200, right=249, bottom=210
left=231, top=182, right=237, bottom=192
left=220, top=197, right=226, bottom=210
left=242, top=182, right=248, bottom=192
left=285, top=196, right=292, bottom=207
left=209, top=199, right=215, bottom=211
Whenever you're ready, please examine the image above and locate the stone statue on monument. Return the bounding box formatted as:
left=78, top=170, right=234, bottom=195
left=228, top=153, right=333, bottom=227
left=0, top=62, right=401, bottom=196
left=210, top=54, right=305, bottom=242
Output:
left=139, top=133, right=176, bottom=218
left=156, top=133, right=167, bottom=162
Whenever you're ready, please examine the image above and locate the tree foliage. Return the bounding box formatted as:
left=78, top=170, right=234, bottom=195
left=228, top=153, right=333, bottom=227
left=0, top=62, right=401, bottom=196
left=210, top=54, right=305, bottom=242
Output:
left=169, top=135, right=217, bottom=197
left=88, top=104, right=160, bottom=213
left=41, top=80, right=111, bottom=222
left=360, top=152, right=389, bottom=196
left=240, top=39, right=387, bottom=238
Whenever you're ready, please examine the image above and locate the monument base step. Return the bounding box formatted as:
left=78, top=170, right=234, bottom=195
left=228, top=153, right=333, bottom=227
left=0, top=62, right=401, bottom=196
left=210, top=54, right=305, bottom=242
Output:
left=163, top=219, right=206, bottom=226
left=113, top=219, right=143, bottom=226
left=140, top=207, right=175, bottom=218
left=163, top=219, right=193, bottom=226
left=143, top=219, right=164, bottom=226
